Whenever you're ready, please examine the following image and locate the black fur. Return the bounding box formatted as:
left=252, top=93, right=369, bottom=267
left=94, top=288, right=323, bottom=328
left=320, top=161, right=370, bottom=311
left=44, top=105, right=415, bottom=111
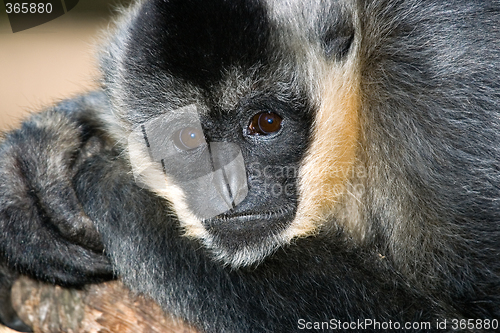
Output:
left=0, top=94, right=113, bottom=330
left=74, top=152, right=438, bottom=331
left=131, top=0, right=271, bottom=85
left=1, top=0, right=500, bottom=332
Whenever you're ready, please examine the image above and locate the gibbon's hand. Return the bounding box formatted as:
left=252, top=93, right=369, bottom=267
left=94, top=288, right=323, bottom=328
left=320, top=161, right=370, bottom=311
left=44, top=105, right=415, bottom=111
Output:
left=0, top=93, right=113, bottom=286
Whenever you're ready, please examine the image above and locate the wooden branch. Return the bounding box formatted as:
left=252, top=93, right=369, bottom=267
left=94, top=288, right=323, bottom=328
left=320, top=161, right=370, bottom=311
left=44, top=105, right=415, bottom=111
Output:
left=9, top=277, right=200, bottom=333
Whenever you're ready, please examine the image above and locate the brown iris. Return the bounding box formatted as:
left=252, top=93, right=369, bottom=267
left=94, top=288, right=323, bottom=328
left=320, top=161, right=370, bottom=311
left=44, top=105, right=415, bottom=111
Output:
left=247, top=112, right=282, bottom=136
left=173, top=126, right=206, bottom=150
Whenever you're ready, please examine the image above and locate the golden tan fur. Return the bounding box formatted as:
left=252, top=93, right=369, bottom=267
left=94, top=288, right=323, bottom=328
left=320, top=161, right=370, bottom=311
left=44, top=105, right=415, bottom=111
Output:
left=284, top=50, right=361, bottom=241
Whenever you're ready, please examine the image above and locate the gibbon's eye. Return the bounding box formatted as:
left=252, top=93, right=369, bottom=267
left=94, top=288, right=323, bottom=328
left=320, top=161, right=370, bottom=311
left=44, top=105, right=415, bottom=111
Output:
left=247, top=112, right=282, bottom=136
left=173, top=126, right=206, bottom=150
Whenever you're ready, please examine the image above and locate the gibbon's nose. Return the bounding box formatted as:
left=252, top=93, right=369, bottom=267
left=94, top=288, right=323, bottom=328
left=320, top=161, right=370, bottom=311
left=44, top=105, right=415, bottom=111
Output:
left=209, top=142, right=249, bottom=208
left=180, top=142, right=248, bottom=219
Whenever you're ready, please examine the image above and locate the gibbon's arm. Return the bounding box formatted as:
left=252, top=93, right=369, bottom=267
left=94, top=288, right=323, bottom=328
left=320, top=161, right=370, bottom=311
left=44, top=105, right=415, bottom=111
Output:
left=0, top=92, right=114, bottom=330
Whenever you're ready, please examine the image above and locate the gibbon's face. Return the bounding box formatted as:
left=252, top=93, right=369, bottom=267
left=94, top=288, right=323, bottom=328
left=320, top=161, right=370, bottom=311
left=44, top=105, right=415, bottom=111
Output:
left=105, top=0, right=359, bottom=266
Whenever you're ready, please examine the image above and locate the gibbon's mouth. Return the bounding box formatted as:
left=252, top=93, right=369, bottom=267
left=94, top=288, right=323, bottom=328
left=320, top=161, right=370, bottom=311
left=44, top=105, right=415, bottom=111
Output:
left=202, top=206, right=296, bottom=233
left=201, top=207, right=295, bottom=251
left=207, top=205, right=295, bottom=222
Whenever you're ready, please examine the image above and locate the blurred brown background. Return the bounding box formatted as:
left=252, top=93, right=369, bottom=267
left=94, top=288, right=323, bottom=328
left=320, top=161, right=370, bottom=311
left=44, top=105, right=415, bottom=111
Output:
left=0, top=0, right=132, bottom=131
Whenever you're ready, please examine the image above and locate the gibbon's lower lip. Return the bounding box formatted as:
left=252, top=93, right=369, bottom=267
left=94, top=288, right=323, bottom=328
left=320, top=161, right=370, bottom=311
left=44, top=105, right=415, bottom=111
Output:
left=205, top=207, right=295, bottom=224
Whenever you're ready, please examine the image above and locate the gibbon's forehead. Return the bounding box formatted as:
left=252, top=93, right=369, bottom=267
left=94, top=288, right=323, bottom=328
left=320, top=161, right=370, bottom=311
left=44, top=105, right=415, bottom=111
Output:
left=127, top=0, right=273, bottom=87
left=119, top=0, right=343, bottom=120
left=121, top=0, right=355, bottom=108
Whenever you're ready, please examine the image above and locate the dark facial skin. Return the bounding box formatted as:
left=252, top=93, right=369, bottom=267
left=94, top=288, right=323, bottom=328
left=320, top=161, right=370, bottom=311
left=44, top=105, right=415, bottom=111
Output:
left=198, top=92, right=313, bottom=252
